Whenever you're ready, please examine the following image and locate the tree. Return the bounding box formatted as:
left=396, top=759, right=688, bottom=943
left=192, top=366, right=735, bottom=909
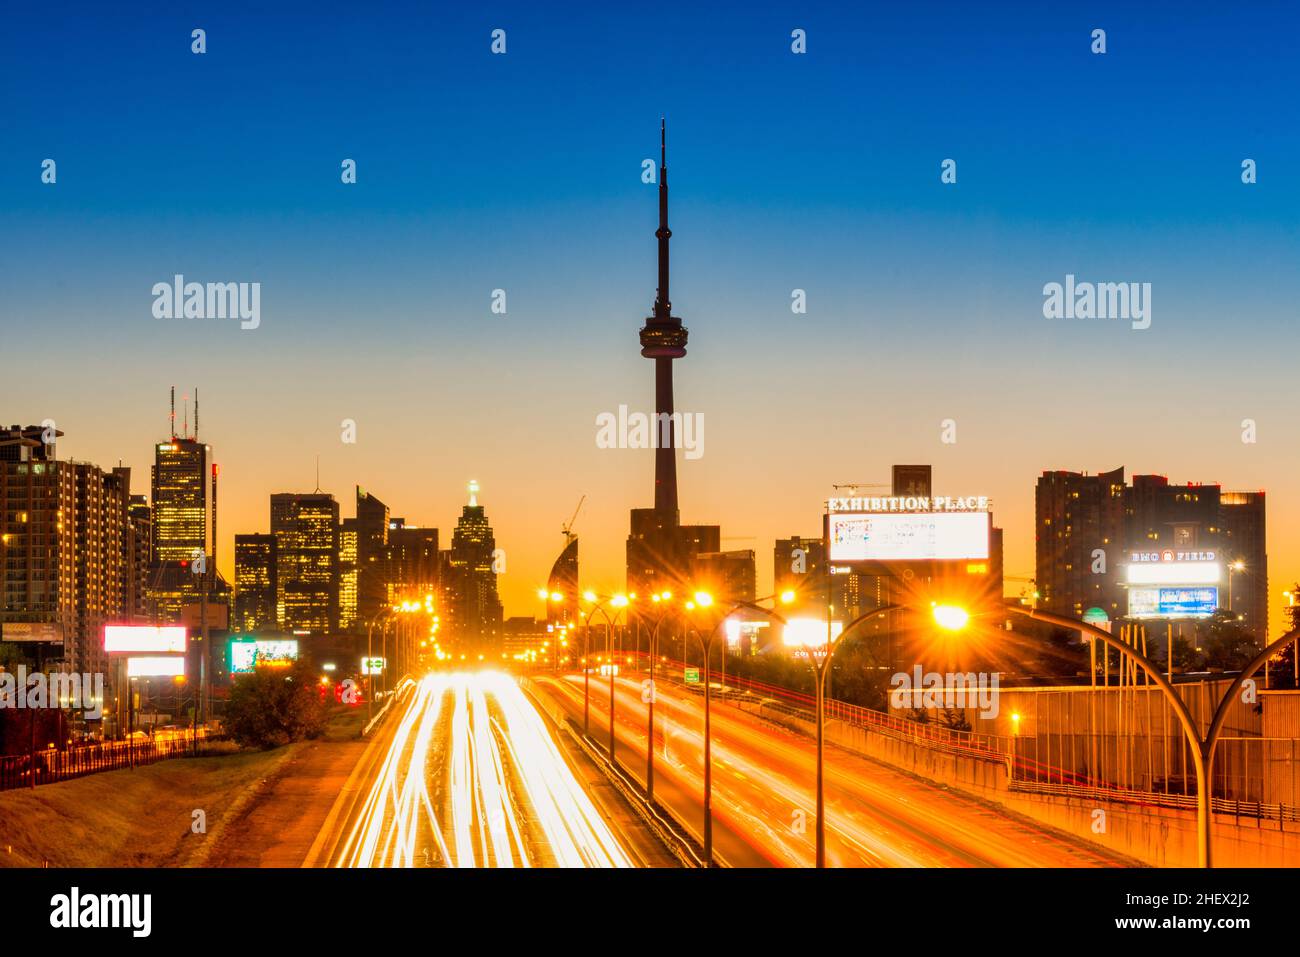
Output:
left=1196, top=610, right=1258, bottom=673
left=224, top=659, right=325, bottom=749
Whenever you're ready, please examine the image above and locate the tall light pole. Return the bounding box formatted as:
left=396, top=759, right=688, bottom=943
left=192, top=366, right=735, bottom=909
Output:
left=579, top=592, right=624, bottom=737
left=642, top=591, right=675, bottom=804
left=686, top=590, right=787, bottom=867
left=1002, top=603, right=1300, bottom=868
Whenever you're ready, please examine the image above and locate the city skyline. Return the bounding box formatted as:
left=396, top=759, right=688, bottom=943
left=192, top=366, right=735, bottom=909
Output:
left=6, top=407, right=1285, bottom=632
left=5, top=6, right=1299, bottom=631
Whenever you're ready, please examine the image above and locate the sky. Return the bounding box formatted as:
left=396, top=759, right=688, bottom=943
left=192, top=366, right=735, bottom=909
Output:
left=3, top=2, right=1299, bottom=633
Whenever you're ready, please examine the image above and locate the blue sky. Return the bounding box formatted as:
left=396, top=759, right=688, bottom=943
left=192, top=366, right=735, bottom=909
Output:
left=3, top=1, right=1298, bottom=621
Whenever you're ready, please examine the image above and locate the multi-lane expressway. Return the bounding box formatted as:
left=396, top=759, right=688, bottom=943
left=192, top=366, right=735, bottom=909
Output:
left=314, top=669, right=1132, bottom=868
left=325, top=672, right=635, bottom=867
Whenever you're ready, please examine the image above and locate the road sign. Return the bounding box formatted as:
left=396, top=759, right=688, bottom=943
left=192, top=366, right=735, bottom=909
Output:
left=684, top=667, right=700, bottom=684
left=361, top=656, right=386, bottom=675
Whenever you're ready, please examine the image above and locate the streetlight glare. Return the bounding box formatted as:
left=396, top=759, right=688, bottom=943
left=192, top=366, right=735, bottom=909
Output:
left=931, top=603, right=970, bottom=632
left=694, top=591, right=713, bottom=607
left=582, top=590, right=598, bottom=603
left=780, top=589, right=796, bottom=604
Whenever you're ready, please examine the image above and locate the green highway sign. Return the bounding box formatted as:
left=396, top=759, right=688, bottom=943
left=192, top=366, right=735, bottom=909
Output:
left=684, top=667, right=700, bottom=684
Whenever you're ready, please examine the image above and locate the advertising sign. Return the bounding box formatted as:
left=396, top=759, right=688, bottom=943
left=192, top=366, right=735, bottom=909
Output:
left=229, top=638, right=300, bottom=673
left=2, top=622, right=65, bottom=643
left=1128, top=587, right=1218, bottom=620
left=105, top=625, right=188, bottom=654
left=828, top=511, right=989, bottom=562
left=127, top=656, right=187, bottom=678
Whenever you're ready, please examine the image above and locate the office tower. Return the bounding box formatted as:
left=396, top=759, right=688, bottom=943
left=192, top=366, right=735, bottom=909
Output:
left=1221, top=491, right=1268, bottom=640
left=0, top=425, right=140, bottom=679
left=338, top=521, right=359, bottom=632
left=271, top=492, right=339, bottom=634
left=692, top=550, right=757, bottom=603
left=774, top=535, right=827, bottom=613
left=546, top=536, right=578, bottom=628
left=1035, top=468, right=1128, bottom=620
left=125, top=494, right=152, bottom=621
left=233, top=534, right=277, bottom=633
left=445, top=481, right=502, bottom=647
left=151, top=438, right=211, bottom=564
left=355, top=486, right=390, bottom=624
left=383, top=518, right=438, bottom=607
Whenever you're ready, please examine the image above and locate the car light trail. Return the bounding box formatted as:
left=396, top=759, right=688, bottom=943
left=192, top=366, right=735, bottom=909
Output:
left=337, top=672, right=633, bottom=868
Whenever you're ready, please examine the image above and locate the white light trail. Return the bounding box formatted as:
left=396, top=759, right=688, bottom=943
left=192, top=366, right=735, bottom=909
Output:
left=338, top=672, right=632, bottom=868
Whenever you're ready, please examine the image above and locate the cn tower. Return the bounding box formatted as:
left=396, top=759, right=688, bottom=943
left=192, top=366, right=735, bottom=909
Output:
left=638, top=119, right=688, bottom=522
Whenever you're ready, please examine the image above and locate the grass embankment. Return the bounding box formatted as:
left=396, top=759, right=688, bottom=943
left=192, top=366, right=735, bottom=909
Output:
left=0, top=743, right=298, bottom=867
left=0, top=706, right=364, bottom=868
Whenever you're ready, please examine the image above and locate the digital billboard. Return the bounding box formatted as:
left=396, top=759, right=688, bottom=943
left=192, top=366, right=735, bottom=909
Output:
left=828, top=512, right=989, bottom=562
left=1125, top=561, right=1221, bottom=585
left=230, top=638, right=300, bottom=673
left=104, top=625, right=188, bottom=654
left=127, top=656, right=187, bottom=678
left=1127, top=587, right=1218, bottom=620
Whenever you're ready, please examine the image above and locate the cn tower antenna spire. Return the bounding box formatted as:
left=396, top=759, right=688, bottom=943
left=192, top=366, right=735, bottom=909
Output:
left=654, top=116, right=672, bottom=321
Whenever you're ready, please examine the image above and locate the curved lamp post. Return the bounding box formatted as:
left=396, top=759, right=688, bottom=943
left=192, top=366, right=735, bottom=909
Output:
left=686, top=592, right=788, bottom=867
left=639, top=591, right=676, bottom=804
left=580, top=591, right=630, bottom=749
left=785, top=599, right=911, bottom=868
left=1005, top=604, right=1300, bottom=868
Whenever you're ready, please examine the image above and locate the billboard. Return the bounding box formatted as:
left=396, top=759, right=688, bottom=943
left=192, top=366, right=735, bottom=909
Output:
left=105, top=625, right=188, bottom=654
left=782, top=618, right=844, bottom=649
left=1125, top=561, right=1220, bottom=586
left=2, top=622, right=65, bottom=643
left=230, top=638, right=300, bottom=673
left=1128, top=587, right=1218, bottom=620
left=828, top=512, right=989, bottom=562
left=127, top=656, right=187, bottom=678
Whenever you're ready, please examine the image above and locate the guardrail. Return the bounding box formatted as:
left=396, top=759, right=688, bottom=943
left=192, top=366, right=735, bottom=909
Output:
left=0, top=729, right=210, bottom=793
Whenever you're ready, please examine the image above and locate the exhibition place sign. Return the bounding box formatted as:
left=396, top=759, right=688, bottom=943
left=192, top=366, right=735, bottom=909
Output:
left=827, top=495, right=990, bottom=514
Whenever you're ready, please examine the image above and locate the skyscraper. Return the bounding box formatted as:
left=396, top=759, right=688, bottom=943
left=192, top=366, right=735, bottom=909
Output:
left=355, top=486, right=390, bottom=624
left=445, top=481, right=502, bottom=647
left=151, top=438, right=211, bottom=565
left=233, top=533, right=277, bottom=633
left=383, top=518, right=439, bottom=607
left=271, top=492, right=339, bottom=634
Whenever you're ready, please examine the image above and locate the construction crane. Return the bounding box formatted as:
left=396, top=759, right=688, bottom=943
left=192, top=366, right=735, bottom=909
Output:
left=562, top=495, right=585, bottom=545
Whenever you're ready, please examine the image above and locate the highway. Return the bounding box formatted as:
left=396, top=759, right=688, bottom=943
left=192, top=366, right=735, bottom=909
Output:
left=540, top=672, right=1134, bottom=868
left=330, top=672, right=634, bottom=867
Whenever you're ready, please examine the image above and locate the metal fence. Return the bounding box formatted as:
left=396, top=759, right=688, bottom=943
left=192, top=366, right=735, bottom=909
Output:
left=610, top=651, right=1300, bottom=822
left=0, top=729, right=209, bottom=792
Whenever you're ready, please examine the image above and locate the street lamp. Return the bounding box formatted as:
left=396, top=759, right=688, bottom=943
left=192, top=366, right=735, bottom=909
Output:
left=640, top=590, right=675, bottom=804
left=686, top=590, right=786, bottom=867
left=579, top=592, right=628, bottom=742
left=783, top=592, right=910, bottom=867
left=1003, top=603, right=1300, bottom=867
